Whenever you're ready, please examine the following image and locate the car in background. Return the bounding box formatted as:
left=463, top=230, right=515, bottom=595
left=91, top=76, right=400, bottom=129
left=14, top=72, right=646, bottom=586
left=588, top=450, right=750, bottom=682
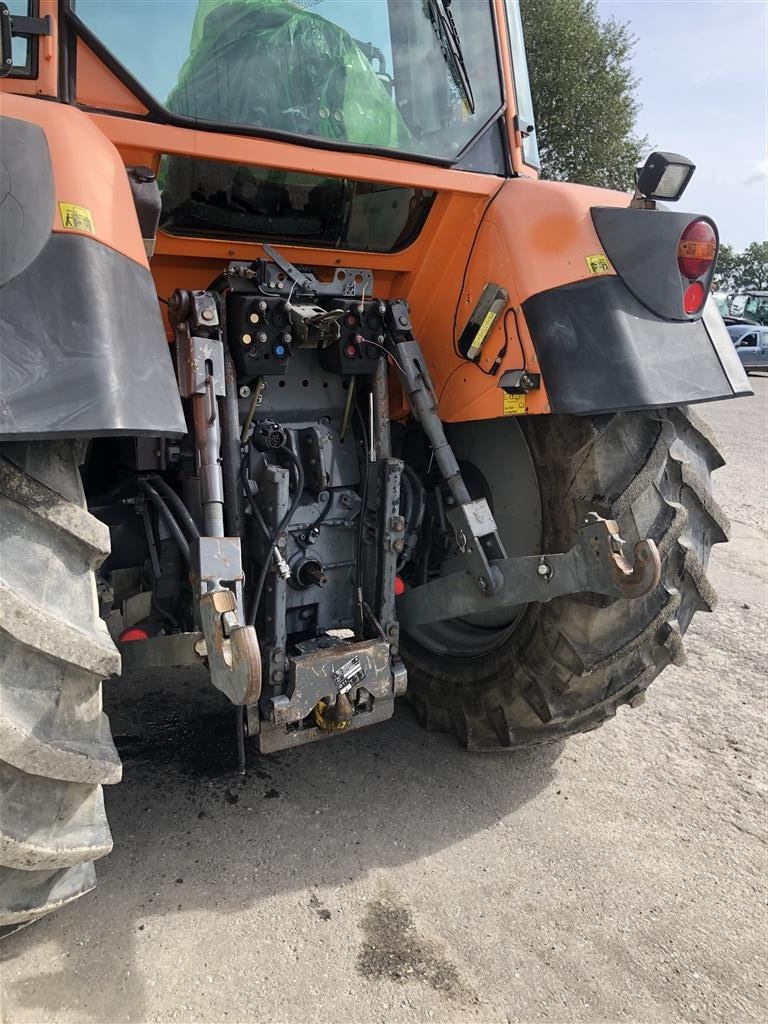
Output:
left=727, top=324, right=768, bottom=373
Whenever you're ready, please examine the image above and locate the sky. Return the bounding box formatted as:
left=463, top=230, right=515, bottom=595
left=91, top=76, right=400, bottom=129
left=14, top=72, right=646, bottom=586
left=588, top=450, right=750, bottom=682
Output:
left=598, top=0, right=768, bottom=250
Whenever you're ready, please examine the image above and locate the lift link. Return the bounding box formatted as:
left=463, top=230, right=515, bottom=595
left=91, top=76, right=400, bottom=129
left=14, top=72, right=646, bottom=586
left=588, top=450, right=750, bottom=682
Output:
left=384, top=300, right=506, bottom=596
left=396, top=513, right=661, bottom=628
left=170, top=289, right=262, bottom=706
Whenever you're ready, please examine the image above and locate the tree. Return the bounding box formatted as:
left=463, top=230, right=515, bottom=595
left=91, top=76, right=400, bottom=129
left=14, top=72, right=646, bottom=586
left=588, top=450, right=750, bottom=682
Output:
left=714, top=241, right=768, bottom=294
left=713, top=243, right=739, bottom=291
left=520, top=0, right=647, bottom=189
left=732, top=241, right=768, bottom=292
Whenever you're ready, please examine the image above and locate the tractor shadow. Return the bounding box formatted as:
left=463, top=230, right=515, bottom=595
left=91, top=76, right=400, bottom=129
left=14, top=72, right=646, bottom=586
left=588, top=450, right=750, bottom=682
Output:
left=2, top=666, right=564, bottom=1022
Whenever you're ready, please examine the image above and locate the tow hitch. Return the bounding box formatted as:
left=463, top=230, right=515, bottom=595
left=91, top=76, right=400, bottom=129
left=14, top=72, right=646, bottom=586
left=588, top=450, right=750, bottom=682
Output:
left=395, top=513, right=661, bottom=628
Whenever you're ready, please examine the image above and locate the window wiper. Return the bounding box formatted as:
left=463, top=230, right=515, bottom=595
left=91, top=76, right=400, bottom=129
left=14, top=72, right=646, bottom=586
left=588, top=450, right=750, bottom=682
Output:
left=426, top=0, right=475, bottom=115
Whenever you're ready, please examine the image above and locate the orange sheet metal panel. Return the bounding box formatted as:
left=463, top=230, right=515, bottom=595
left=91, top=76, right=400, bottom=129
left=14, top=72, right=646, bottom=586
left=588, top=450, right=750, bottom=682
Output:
left=0, top=93, right=149, bottom=268
left=75, top=39, right=150, bottom=116
left=437, top=178, right=631, bottom=421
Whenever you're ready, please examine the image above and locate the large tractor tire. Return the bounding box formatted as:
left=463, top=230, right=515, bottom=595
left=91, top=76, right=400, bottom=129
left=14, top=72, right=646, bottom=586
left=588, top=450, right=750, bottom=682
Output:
left=0, top=442, right=121, bottom=933
left=402, top=407, right=727, bottom=750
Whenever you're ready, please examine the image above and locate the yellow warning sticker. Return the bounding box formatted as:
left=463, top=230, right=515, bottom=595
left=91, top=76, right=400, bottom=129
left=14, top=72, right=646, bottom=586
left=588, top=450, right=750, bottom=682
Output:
left=586, top=253, right=612, bottom=275
left=467, top=309, right=498, bottom=356
left=58, top=203, right=95, bottom=234
left=503, top=392, right=526, bottom=416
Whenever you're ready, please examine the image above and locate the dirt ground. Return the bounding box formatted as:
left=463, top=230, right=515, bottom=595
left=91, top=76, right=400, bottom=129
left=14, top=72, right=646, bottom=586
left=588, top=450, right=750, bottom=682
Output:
left=1, top=382, right=766, bottom=1024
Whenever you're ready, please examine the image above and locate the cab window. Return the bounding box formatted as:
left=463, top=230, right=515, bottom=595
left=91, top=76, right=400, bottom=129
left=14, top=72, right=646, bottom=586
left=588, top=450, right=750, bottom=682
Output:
left=70, top=0, right=504, bottom=162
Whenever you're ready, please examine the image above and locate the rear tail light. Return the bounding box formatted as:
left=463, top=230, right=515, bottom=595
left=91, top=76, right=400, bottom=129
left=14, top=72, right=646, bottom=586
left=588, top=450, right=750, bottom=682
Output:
left=677, top=220, right=717, bottom=280
left=683, top=281, right=706, bottom=314
left=118, top=626, right=149, bottom=643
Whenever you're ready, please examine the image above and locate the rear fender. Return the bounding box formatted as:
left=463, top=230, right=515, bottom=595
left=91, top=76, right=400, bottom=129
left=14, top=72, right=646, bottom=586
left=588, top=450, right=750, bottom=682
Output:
left=0, top=94, right=185, bottom=440
left=438, top=178, right=751, bottom=420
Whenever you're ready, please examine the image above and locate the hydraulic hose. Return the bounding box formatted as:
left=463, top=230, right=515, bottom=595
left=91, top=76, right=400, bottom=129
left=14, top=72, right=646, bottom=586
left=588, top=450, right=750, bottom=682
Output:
left=399, top=463, right=426, bottom=568
left=148, top=475, right=201, bottom=540
left=137, top=478, right=191, bottom=564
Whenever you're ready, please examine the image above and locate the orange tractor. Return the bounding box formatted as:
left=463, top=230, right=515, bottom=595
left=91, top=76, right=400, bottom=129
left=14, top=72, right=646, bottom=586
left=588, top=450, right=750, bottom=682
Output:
left=0, top=0, right=750, bottom=932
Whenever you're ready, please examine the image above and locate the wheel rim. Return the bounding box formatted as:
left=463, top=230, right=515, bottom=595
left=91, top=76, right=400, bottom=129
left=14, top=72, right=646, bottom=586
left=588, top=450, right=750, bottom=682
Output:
left=404, top=417, right=541, bottom=658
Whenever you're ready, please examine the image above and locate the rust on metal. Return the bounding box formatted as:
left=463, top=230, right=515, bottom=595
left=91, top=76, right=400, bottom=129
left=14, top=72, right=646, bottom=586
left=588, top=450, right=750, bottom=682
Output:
left=609, top=538, right=661, bottom=595
left=199, top=589, right=262, bottom=705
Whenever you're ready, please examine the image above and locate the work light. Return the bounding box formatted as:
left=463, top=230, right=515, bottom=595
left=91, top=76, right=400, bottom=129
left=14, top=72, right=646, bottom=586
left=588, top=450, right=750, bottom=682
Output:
left=636, top=151, right=696, bottom=202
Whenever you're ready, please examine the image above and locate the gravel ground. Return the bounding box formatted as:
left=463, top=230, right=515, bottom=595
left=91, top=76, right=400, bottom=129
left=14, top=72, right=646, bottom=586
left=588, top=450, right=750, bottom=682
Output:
left=1, top=382, right=766, bottom=1024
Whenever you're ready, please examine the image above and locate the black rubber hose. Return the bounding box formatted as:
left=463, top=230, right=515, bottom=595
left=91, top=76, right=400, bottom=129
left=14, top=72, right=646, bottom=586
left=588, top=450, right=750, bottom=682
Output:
left=148, top=475, right=201, bottom=540
left=247, top=445, right=305, bottom=625
left=137, top=478, right=191, bottom=564
left=399, top=464, right=426, bottom=569
left=306, top=489, right=334, bottom=535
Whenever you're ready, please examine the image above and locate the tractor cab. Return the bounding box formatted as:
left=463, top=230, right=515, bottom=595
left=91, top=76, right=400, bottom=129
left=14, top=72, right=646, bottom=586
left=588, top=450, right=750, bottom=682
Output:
left=730, top=291, right=768, bottom=326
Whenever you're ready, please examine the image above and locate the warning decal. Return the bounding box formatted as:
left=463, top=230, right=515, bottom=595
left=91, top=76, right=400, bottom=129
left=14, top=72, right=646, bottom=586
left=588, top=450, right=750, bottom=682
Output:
left=467, top=309, right=498, bottom=356
left=585, top=253, right=612, bottom=275
left=503, top=393, right=526, bottom=416
left=58, top=203, right=95, bottom=234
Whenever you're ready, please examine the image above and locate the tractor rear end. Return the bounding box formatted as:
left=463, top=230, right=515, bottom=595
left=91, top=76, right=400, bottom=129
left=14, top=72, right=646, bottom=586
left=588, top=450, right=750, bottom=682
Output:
left=0, top=0, right=750, bottom=932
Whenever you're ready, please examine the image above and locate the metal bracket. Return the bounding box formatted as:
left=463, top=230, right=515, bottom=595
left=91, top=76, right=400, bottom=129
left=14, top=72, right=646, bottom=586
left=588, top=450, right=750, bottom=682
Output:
left=258, top=245, right=374, bottom=298
left=396, top=514, right=661, bottom=628
left=499, top=369, right=541, bottom=394
left=8, top=13, right=51, bottom=36
left=446, top=497, right=505, bottom=594
left=176, top=329, right=226, bottom=399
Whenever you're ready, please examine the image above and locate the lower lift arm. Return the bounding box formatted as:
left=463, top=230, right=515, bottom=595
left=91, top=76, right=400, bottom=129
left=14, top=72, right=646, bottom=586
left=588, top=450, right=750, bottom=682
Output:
left=396, top=513, right=660, bottom=628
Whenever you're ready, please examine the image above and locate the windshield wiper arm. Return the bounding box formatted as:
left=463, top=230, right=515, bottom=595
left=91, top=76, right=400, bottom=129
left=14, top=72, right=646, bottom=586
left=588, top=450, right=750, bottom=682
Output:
left=426, top=0, right=475, bottom=115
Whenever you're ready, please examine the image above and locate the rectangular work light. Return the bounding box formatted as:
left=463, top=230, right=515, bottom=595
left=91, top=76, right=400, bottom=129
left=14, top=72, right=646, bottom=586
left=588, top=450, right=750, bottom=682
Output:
left=636, top=152, right=696, bottom=202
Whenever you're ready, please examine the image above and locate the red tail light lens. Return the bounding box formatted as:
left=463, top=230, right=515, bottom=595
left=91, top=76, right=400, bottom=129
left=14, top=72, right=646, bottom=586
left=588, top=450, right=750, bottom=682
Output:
left=683, top=281, right=706, bottom=314
left=118, top=626, right=149, bottom=643
left=677, top=220, right=717, bottom=280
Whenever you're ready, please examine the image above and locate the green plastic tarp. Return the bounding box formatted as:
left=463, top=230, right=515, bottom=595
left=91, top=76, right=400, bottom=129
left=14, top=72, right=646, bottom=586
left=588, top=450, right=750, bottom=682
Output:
left=166, top=0, right=411, bottom=150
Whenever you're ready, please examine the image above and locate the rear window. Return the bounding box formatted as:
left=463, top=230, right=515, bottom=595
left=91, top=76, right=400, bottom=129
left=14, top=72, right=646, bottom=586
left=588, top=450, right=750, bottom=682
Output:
left=159, top=155, right=436, bottom=253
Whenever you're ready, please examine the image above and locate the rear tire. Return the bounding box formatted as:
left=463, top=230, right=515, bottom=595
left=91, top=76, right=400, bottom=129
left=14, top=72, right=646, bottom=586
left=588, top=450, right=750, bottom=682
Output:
left=401, top=407, right=727, bottom=750
left=0, top=442, right=121, bottom=931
